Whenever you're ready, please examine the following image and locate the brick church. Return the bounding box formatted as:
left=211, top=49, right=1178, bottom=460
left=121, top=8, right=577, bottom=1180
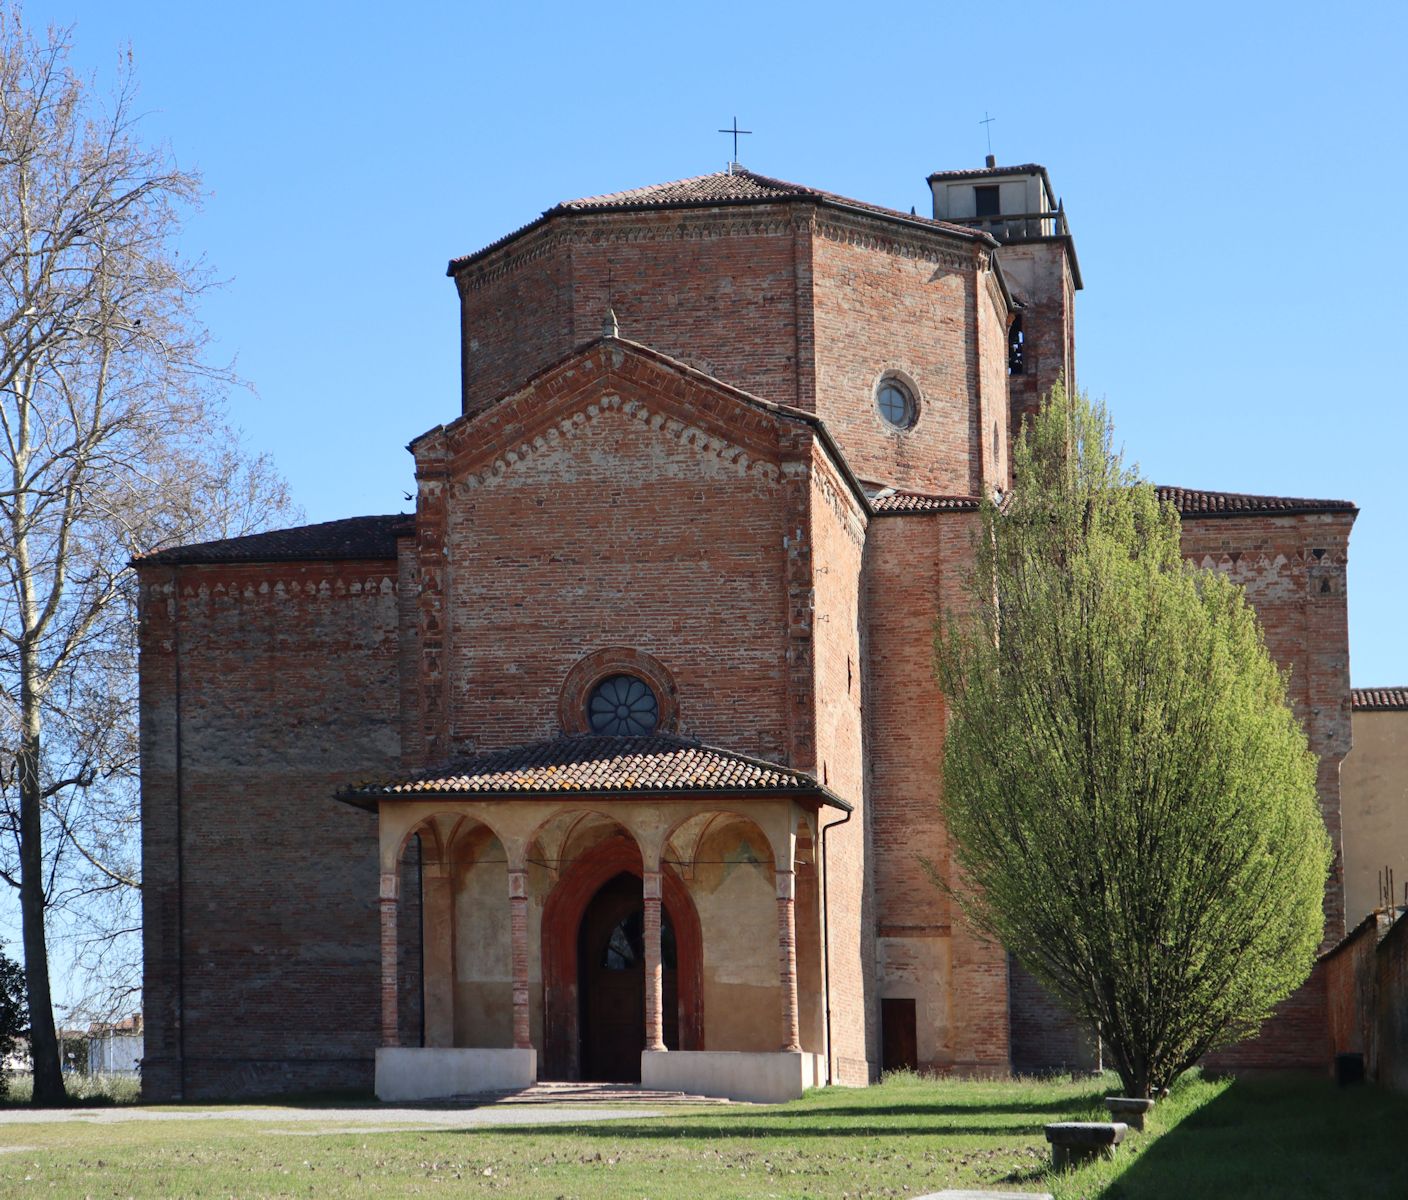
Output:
left=136, top=159, right=1356, bottom=1102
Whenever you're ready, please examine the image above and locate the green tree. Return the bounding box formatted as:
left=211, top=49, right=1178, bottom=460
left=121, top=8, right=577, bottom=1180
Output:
left=0, top=947, right=25, bottom=1097
left=935, top=384, right=1330, bottom=1099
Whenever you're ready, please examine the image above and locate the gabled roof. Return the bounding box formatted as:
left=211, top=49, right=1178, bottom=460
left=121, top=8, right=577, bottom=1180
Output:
left=1157, top=486, right=1357, bottom=519
left=1353, top=688, right=1408, bottom=712
left=336, top=733, right=850, bottom=809
left=134, top=514, right=412, bottom=567
left=411, top=334, right=876, bottom=520
left=448, top=169, right=994, bottom=274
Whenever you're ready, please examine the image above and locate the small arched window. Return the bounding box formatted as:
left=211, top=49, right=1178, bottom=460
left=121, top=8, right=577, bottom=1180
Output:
left=1007, top=315, right=1026, bottom=376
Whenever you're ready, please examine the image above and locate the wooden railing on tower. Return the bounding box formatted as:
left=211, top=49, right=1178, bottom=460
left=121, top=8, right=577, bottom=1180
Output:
left=948, top=203, right=1071, bottom=242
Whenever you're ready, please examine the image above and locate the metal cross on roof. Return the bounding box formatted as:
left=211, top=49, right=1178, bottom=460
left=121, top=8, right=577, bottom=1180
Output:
left=980, top=111, right=996, bottom=156
left=718, top=116, right=752, bottom=166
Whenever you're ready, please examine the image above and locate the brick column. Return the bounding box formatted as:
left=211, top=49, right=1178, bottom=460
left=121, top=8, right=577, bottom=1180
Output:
left=643, top=871, right=666, bottom=1053
left=776, top=869, right=801, bottom=1052
left=509, top=867, right=531, bottom=1050
left=379, top=871, right=400, bottom=1047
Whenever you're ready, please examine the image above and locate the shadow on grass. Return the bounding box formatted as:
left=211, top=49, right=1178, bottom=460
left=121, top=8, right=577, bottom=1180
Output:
left=1096, top=1075, right=1408, bottom=1199
left=770, top=1099, right=1104, bottom=1118
left=186, top=1088, right=380, bottom=1109
left=449, top=1118, right=1054, bottom=1139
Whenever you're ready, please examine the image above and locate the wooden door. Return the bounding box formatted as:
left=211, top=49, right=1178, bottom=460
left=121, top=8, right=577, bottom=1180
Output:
left=578, top=872, right=678, bottom=1081
left=881, top=998, right=918, bottom=1073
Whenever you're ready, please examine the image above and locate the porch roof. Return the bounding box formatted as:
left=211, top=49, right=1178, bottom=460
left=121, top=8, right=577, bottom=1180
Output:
left=337, top=734, right=851, bottom=810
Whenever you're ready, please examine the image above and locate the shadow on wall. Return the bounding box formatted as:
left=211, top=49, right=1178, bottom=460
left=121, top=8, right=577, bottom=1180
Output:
left=1097, top=1075, right=1408, bottom=1198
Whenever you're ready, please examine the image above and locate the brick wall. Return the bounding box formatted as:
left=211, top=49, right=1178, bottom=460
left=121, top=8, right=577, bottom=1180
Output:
left=455, top=208, right=803, bottom=419
left=811, top=223, right=986, bottom=495
left=997, top=241, right=1076, bottom=431
left=1323, top=912, right=1408, bottom=1091
left=1008, top=956, right=1098, bottom=1075
left=1375, top=917, right=1408, bottom=1091
left=456, top=204, right=998, bottom=500
left=1324, top=912, right=1389, bottom=1072
left=808, top=445, right=871, bottom=1081
left=1183, top=510, right=1353, bottom=1071
left=414, top=342, right=807, bottom=768
left=138, top=560, right=402, bottom=1100
left=1179, top=512, right=1354, bottom=947
left=975, top=264, right=1011, bottom=492
left=862, top=509, right=1011, bottom=1074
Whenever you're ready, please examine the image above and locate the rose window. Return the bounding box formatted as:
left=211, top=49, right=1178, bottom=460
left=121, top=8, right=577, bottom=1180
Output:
left=588, top=674, right=660, bottom=735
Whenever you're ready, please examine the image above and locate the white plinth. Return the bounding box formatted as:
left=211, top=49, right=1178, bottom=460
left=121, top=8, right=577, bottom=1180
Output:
left=375, top=1047, right=537, bottom=1101
left=640, top=1050, right=820, bottom=1103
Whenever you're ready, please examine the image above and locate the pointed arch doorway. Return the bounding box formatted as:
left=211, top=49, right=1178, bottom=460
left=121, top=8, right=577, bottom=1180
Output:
left=577, top=872, right=679, bottom=1081
left=541, top=837, right=703, bottom=1081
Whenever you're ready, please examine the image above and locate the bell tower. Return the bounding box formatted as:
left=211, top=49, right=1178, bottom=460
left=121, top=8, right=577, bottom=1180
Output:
left=929, top=159, right=1082, bottom=433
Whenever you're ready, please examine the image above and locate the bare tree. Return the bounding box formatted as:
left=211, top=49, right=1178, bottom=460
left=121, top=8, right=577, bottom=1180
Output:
left=0, top=13, right=293, bottom=1103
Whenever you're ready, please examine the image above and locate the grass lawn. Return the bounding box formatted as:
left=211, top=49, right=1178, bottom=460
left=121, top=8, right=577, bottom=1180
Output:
left=0, top=1069, right=1403, bottom=1198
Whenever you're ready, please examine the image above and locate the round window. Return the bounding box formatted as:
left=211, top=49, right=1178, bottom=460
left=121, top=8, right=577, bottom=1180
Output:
left=876, top=378, right=917, bottom=430
left=588, top=674, right=660, bottom=735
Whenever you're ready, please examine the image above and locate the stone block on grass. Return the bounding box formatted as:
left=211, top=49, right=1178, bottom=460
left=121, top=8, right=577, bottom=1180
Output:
left=1104, top=1095, right=1156, bottom=1131
left=1044, top=1120, right=1127, bottom=1169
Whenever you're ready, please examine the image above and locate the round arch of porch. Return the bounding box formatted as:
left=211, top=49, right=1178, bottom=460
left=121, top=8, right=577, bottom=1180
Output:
left=388, top=813, right=513, bottom=1051
left=539, top=834, right=703, bottom=1080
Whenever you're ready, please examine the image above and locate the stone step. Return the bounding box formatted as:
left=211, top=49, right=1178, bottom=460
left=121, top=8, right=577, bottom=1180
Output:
left=450, top=1081, right=733, bottom=1106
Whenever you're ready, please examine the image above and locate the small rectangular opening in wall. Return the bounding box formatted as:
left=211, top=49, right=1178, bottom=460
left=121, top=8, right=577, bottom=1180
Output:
left=881, top=998, right=918, bottom=1073
left=974, top=185, right=1001, bottom=218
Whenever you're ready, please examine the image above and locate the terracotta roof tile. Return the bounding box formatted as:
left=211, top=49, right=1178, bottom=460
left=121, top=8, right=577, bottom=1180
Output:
left=561, top=169, right=988, bottom=239
left=449, top=170, right=990, bottom=272
left=135, top=514, right=412, bottom=566
left=869, top=485, right=1355, bottom=520
left=927, top=162, right=1049, bottom=182
left=1353, top=688, right=1408, bottom=711
left=1157, top=486, right=1356, bottom=518
left=338, top=735, right=846, bottom=806
left=562, top=172, right=812, bottom=208
left=871, top=491, right=982, bottom=514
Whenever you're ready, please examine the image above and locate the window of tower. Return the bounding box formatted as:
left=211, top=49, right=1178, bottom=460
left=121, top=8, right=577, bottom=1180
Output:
left=1007, top=315, right=1026, bottom=376
left=974, top=185, right=1001, bottom=218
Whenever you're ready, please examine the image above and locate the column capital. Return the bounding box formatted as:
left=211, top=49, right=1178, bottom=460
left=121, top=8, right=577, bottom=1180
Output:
left=775, top=869, right=796, bottom=900
left=508, top=868, right=528, bottom=899
left=379, top=872, right=400, bottom=901
left=643, top=870, right=663, bottom=900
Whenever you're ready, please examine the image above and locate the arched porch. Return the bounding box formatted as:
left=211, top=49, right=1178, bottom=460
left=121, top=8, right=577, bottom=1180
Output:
left=351, top=768, right=846, bottom=1102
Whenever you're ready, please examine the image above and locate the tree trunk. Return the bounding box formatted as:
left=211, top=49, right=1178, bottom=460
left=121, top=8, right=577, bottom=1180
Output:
left=18, top=654, right=65, bottom=1106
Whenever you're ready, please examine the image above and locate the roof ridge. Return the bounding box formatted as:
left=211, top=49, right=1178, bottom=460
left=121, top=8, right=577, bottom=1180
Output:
left=559, top=168, right=814, bottom=210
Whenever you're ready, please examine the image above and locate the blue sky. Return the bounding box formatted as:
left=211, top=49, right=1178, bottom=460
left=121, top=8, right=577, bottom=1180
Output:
left=33, top=0, right=1408, bottom=684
